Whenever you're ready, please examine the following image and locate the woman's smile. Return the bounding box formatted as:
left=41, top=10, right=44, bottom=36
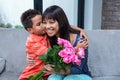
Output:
left=46, top=28, right=54, bottom=35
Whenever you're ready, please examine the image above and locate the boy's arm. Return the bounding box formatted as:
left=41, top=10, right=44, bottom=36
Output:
left=32, top=43, right=48, bottom=56
left=26, top=42, right=48, bottom=66
left=71, top=25, right=88, bottom=42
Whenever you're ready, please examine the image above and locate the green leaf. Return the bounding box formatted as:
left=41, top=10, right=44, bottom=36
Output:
left=39, top=55, right=46, bottom=61
left=28, top=76, right=35, bottom=80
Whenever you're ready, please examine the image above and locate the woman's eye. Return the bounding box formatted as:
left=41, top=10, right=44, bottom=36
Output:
left=49, top=21, right=55, bottom=24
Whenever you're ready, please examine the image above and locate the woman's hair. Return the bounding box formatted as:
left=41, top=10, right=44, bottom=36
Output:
left=42, top=5, right=79, bottom=47
left=21, top=9, right=41, bottom=31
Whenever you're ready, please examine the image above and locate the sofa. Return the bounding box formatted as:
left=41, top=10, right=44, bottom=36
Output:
left=0, top=29, right=120, bottom=80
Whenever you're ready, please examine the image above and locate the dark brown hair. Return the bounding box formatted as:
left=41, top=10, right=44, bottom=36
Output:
left=21, top=9, right=41, bottom=31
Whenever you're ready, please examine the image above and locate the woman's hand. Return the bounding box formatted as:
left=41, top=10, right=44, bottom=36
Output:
left=44, top=64, right=54, bottom=72
left=58, top=67, right=70, bottom=75
left=44, top=64, right=54, bottom=75
left=44, top=64, right=70, bottom=75
left=76, top=40, right=88, bottom=49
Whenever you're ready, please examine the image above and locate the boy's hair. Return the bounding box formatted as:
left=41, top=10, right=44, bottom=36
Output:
left=21, top=9, right=41, bottom=31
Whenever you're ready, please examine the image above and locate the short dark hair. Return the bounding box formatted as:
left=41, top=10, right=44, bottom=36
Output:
left=21, top=9, right=41, bottom=31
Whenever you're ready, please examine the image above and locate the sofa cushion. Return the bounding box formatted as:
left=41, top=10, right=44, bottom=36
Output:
left=0, top=57, right=5, bottom=74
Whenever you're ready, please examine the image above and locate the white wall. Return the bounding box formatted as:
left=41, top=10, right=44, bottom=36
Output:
left=0, top=0, right=78, bottom=27
left=0, top=0, right=33, bottom=26
left=84, top=0, right=102, bottom=30
left=0, top=0, right=103, bottom=29
left=43, top=0, right=78, bottom=26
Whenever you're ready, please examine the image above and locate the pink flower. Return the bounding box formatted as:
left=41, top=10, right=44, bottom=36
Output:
left=59, top=47, right=75, bottom=57
left=58, top=50, right=67, bottom=58
left=77, top=48, right=85, bottom=58
left=63, top=41, right=72, bottom=48
left=75, top=59, right=81, bottom=66
left=58, top=38, right=64, bottom=45
left=58, top=38, right=84, bottom=66
left=63, top=57, right=71, bottom=64
left=73, top=55, right=81, bottom=66
left=58, top=38, right=72, bottom=47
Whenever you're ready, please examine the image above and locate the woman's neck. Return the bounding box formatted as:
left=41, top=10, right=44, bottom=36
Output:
left=56, top=33, right=60, bottom=38
left=70, top=33, right=77, bottom=45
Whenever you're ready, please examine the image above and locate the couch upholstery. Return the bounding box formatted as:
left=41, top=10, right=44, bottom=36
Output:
left=0, top=29, right=120, bottom=80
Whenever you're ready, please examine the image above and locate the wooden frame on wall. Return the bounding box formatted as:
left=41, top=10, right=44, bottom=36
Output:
left=78, top=0, right=85, bottom=29
left=34, top=0, right=43, bottom=13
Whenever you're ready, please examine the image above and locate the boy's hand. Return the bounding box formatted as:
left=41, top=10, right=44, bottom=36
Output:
left=71, top=25, right=89, bottom=43
left=26, top=55, right=36, bottom=66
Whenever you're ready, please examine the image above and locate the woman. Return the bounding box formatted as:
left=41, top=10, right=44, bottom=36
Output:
left=42, top=5, right=92, bottom=80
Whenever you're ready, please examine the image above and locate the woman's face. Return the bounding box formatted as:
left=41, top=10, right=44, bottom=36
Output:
left=43, top=19, right=59, bottom=37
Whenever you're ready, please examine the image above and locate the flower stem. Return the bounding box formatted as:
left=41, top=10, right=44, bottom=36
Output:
left=28, top=68, right=46, bottom=80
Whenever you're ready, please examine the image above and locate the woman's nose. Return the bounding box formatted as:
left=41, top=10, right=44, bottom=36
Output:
left=46, top=23, right=50, bottom=28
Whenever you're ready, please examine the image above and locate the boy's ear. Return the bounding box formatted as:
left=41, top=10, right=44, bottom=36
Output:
left=27, top=28, right=34, bottom=34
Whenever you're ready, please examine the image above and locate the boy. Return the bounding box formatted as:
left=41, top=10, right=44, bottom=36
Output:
left=18, top=9, right=50, bottom=80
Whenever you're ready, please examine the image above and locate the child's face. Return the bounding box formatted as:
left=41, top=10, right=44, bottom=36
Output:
left=31, top=15, right=45, bottom=35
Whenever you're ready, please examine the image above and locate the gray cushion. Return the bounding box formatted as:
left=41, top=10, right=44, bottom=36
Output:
left=0, top=57, right=5, bottom=74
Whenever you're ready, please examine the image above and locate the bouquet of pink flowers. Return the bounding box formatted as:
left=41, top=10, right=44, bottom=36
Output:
left=29, top=38, right=85, bottom=80
left=58, top=38, right=85, bottom=66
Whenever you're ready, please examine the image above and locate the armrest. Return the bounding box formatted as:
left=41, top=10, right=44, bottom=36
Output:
left=0, top=57, right=6, bottom=74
